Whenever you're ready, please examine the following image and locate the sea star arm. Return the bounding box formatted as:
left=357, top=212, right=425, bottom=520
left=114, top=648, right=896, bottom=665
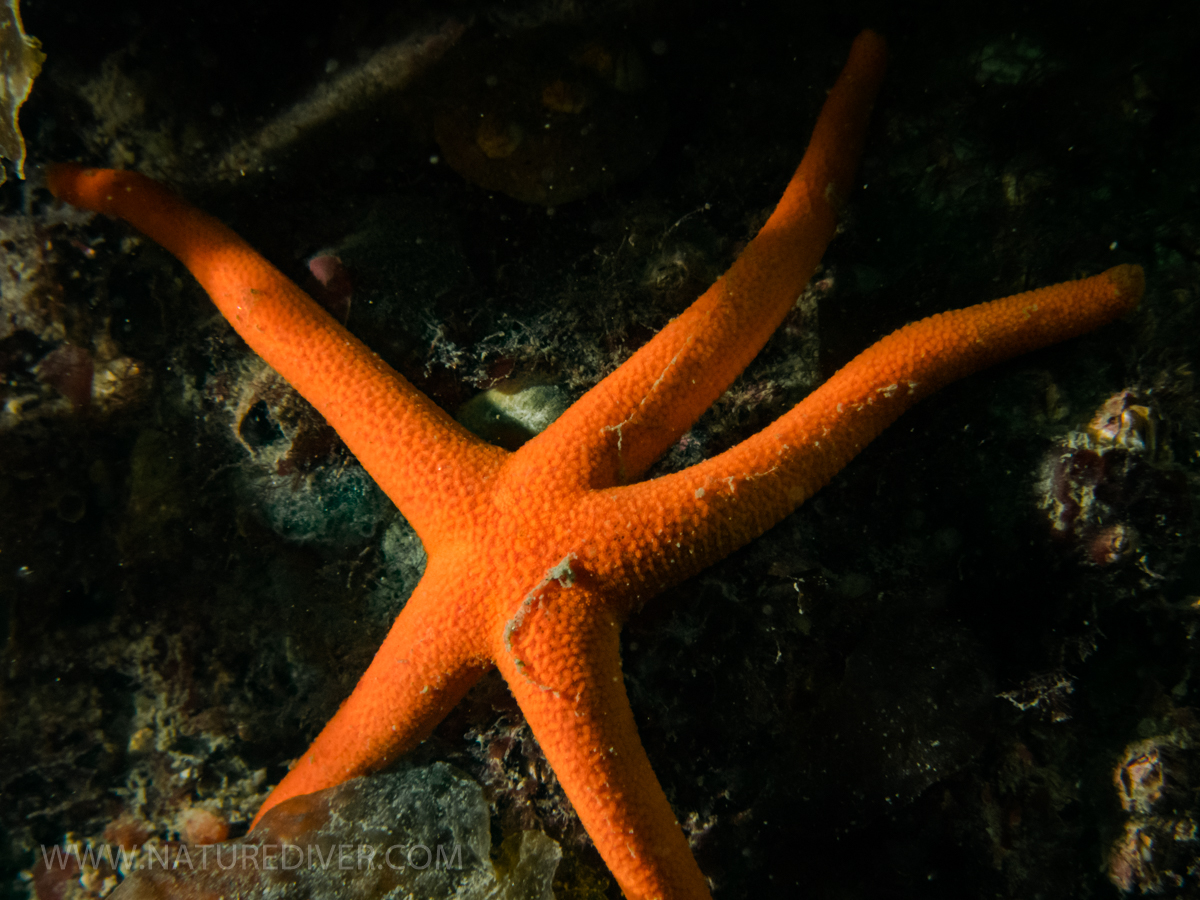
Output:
left=44, top=164, right=506, bottom=548
left=516, top=30, right=887, bottom=493
left=251, top=558, right=493, bottom=826
left=612, top=265, right=1145, bottom=581
left=496, top=572, right=711, bottom=900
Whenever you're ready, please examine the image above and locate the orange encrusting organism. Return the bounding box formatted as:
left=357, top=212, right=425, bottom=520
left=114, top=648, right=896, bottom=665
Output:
left=46, top=28, right=1143, bottom=900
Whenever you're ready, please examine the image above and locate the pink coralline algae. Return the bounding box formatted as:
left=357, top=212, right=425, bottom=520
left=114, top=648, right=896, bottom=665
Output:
left=304, top=254, right=353, bottom=324
left=34, top=343, right=94, bottom=411
left=175, top=808, right=230, bottom=847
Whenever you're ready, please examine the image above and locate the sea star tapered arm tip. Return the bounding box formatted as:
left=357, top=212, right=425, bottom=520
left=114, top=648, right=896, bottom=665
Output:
left=45, top=27, right=1144, bottom=900
left=44, top=163, right=507, bottom=546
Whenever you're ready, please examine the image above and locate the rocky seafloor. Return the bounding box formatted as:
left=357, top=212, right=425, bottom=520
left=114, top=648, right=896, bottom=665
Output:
left=2, top=0, right=1198, bottom=897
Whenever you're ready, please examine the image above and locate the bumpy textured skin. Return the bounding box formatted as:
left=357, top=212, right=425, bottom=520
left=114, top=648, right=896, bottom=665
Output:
left=47, top=29, right=1144, bottom=900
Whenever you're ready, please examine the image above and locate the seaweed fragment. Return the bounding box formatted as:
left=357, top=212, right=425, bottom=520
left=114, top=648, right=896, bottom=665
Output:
left=0, top=0, right=43, bottom=184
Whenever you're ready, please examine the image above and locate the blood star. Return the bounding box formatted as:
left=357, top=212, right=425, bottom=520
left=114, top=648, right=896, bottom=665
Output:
left=47, top=29, right=1142, bottom=900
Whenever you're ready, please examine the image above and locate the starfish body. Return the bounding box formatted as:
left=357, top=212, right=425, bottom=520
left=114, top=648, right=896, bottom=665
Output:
left=47, top=30, right=1143, bottom=900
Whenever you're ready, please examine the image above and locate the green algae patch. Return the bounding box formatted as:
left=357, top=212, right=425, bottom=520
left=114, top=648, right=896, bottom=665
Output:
left=0, top=0, right=44, bottom=184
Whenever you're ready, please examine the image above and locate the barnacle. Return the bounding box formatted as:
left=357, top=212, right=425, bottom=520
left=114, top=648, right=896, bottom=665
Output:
left=0, top=0, right=44, bottom=184
left=1037, top=389, right=1186, bottom=567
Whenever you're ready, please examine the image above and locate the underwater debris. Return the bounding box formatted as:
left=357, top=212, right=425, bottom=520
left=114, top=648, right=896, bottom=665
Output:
left=213, top=20, right=465, bottom=180
left=0, top=0, right=43, bottom=184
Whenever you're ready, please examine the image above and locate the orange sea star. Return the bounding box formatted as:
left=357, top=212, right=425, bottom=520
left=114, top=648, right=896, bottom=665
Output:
left=47, top=29, right=1143, bottom=900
